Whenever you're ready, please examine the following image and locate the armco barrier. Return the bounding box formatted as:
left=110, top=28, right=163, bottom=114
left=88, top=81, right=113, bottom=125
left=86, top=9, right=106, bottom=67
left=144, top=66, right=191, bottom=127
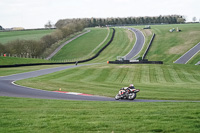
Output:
left=108, top=60, right=163, bottom=64
left=0, top=28, right=115, bottom=68
left=142, top=33, right=155, bottom=60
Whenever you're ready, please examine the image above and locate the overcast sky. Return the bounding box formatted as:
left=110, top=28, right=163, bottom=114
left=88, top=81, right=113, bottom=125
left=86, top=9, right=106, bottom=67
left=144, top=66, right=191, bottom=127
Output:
left=0, top=0, right=199, bottom=29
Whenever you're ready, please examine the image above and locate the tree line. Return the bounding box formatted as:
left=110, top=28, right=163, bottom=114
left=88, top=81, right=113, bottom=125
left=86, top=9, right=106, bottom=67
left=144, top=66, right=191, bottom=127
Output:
left=0, top=20, right=87, bottom=58
left=55, top=15, right=185, bottom=28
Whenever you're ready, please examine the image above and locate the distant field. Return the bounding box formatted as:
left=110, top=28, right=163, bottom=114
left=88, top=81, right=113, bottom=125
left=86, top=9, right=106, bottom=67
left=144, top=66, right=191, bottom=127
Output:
left=0, top=29, right=55, bottom=44
left=0, top=56, right=52, bottom=66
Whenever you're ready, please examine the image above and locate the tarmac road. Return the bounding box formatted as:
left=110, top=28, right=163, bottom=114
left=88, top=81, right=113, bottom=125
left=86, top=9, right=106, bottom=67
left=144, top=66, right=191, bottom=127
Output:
left=0, top=63, right=198, bottom=102
left=174, top=42, right=200, bottom=64
left=124, top=28, right=145, bottom=60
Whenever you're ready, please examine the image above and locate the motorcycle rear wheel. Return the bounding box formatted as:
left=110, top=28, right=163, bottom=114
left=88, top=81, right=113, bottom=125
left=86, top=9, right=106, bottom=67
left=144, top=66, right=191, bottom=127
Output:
left=128, top=93, right=136, bottom=100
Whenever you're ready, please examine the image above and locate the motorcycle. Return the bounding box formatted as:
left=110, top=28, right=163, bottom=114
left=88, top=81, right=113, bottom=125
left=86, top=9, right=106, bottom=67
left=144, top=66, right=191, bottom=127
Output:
left=115, top=87, right=140, bottom=100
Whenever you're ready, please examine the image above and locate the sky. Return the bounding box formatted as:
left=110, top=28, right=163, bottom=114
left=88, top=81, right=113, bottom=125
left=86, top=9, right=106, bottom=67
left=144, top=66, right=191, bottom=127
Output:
left=0, top=0, right=200, bottom=29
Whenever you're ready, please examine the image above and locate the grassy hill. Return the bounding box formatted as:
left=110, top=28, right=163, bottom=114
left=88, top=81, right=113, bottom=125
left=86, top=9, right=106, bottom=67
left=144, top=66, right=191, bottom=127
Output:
left=51, top=28, right=111, bottom=61
left=145, top=23, right=200, bottom=64
left=0, top=29, right=55, bottom=44
left=90, top=28, right=136, bottom=63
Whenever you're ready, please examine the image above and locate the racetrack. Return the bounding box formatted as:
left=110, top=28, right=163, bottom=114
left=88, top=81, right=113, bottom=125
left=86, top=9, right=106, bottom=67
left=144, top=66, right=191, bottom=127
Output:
left=0, top=28, right=199, bottom=102
left=124, top=28, right=145, bottom=60
left=0, top=64, right=198, bottom=102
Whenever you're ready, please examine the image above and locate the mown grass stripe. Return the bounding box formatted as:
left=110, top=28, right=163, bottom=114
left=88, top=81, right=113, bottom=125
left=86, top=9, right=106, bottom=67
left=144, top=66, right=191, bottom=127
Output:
left=140, top=65, right=150, bottom=83
left=167, top=67, right=182, bottom=83
left=106, top=67, right=121, bottom=83
left=155, top=65, right=167, bottom=83
left=115, top=67, right=127, bottom=83
left=126, top=66, right=137, bottom=84
left=187, top=69, right=200, bottom=82
left=136, top=65, right=142, bottom=83
left=121, top=67, right=131, bottom=83
left=179, top=68, right=199, bottom=83
left=149, top=65, right=157, bottom=83
left=161, top=65, right=174, bottom=82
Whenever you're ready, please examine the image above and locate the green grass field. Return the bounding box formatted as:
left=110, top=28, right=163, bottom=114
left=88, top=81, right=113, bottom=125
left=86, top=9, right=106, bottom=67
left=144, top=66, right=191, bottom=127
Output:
left=17, top=63, right=200, bottom=101
left=1, top=23, right=200, bottom=132
left=90, top=28, right=136, bottom=63
left=0, top=56, right=52, bottom=66
left=51, top=28, right=111, bottom=61
left=143, top=23, right=200, bottom=64
left=0, top=97, right=200, bottom=133
left=0, top=29, right=55, bottom=44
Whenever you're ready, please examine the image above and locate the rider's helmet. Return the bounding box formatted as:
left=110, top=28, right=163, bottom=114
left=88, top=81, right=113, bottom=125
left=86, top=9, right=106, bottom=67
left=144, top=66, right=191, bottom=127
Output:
left=129, top=84, right=135, bottom=89
left=129, top=84, right=134, bottom=87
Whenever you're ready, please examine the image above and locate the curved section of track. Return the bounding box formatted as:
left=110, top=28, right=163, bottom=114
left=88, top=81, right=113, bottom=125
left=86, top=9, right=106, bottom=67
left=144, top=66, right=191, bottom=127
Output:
left=124, top=28, right=145, bottom=60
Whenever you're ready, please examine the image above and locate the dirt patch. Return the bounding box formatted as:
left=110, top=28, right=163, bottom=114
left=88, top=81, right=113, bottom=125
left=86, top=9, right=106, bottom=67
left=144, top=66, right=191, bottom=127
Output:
left=188, top=31, right=200, bottom=36
left=142, top=29, right=152, bottom=36
left=168, top=45, right=192, bottom=54
left=125, top=30, right=134, bottom=42
left=118, top=65, right=133, bottom=68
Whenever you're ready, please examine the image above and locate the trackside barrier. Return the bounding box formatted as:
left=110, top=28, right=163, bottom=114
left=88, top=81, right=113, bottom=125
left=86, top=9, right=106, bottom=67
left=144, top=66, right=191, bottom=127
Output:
left=142, top=33, right=155, bottom=60
left=0, top=28, right=115, bottom=68
left=108, top=60, right=163, bottom=64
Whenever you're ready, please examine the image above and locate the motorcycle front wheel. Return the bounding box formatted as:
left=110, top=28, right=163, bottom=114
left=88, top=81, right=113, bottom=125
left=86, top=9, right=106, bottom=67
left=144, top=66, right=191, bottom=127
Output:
left=128, top=93, right=136, bottom=100
left=115, top=94, right=120, bottom=100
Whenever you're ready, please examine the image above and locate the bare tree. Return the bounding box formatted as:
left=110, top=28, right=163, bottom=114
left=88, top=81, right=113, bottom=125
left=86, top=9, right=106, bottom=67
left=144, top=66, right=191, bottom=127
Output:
left=193, top=17, right=197, bottom=22
left=45, top=21, right=53, bottom=29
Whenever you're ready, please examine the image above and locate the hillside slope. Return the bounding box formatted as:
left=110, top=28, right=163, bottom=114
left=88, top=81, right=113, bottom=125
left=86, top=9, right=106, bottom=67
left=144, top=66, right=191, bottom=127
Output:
left=51, top=28, right=110, bottom=61
left=146, top=23, right=200, bottom=64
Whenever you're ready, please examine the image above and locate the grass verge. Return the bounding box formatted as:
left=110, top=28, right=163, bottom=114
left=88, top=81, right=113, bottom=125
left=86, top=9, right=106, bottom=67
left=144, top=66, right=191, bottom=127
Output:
left=0, top=97, right=200, bottom=133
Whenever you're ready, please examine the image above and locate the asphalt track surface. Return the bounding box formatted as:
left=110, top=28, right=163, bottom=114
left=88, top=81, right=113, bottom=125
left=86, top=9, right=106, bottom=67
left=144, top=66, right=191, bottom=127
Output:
left=174, top=42, right=200, bottom=64
left=124, top=28, right=145, bottom=60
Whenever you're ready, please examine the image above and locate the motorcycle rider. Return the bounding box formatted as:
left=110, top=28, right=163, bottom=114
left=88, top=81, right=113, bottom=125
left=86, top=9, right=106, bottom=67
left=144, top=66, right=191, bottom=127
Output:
left=119, top=84, right=135, bottom=96
left=124, top=84, right=135, bottom=95
left=128, top=84, right=135, bottom=89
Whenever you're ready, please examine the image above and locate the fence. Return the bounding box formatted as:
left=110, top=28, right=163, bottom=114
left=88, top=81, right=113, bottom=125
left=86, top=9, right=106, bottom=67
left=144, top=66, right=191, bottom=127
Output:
left=142, top=33, right=155, bottom=60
